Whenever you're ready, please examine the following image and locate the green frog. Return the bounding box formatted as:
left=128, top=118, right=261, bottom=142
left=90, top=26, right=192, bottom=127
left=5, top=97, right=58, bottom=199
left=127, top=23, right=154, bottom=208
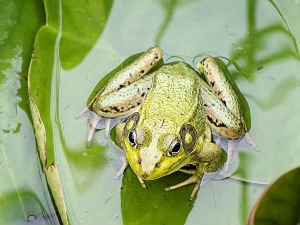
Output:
left=77, top=47, right=247, bottom=200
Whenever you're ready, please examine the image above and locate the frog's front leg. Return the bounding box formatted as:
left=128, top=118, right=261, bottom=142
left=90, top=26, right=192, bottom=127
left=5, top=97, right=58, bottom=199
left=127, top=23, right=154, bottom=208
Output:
left=165, top=139, right=223, bottom=201
left=165, top=164, right=206, bottom=201
left=77, top=47, right=162, bottom=147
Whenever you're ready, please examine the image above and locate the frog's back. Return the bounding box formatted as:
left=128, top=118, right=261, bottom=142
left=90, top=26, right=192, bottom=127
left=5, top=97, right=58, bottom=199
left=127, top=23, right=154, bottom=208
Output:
left=140, top=63, right=204, bottom=131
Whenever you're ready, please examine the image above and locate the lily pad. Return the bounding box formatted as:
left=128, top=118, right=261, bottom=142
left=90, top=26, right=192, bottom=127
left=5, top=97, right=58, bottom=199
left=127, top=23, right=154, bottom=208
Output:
left=248, top=167, right=300, bottom=225
left=0, top=0, right=59, bottom=224
left=2, top=0, right=300, bottom=224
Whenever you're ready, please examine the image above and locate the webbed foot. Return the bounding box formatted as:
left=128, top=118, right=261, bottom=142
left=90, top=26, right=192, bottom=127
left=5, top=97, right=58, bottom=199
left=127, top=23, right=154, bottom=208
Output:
left=76, top=109, right=125, bottom=147
left=216, top=132, right=259, bottom=177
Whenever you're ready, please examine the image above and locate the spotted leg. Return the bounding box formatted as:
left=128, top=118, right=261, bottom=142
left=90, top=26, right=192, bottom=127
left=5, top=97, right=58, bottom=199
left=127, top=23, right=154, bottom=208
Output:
left=199, top=57, right=256, bottom=175
left=76, top=47, right=162, bottom=147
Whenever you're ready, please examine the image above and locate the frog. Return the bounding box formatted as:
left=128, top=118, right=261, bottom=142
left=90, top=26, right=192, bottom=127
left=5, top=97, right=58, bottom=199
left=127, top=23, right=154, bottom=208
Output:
left=77, top=47, right=247, bottom=200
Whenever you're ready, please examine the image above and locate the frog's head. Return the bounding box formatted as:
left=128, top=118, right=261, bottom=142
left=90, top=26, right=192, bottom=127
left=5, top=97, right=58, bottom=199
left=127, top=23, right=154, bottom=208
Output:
left=120, top=112, right=204, bottom=180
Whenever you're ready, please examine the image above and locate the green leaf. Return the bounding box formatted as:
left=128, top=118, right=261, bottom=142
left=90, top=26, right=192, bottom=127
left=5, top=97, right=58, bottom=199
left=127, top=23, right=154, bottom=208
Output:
left=121, top=169, right=196, bottom=225
left=0, top=190, right=51, bottom=225
left=0, top=0, right=59, bottom=224
left=121, top=167, right=267, bottom=225
left=28, top=0, right=114, bottom=223
left=29, top=0, right=113, bottom=168
left=248, top=167, right=300, bottom=225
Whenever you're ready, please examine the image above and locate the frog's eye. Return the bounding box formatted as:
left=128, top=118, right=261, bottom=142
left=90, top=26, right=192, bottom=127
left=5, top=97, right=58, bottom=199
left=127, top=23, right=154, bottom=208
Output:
left=128, top=131, right=137, bottom=147
left=180, top=124, right=197, bottom=154
left=167, top=139, right=181, bottom=156
left=123, top=112, right=140, bottom=138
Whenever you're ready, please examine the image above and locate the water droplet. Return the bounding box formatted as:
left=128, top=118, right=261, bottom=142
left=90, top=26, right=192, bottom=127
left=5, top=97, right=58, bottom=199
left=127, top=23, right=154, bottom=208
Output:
left=27, top=215, right=36, bottom=222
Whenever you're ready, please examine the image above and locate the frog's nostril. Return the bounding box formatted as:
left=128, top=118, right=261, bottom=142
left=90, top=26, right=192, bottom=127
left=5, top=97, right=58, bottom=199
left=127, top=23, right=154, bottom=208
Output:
left=155, top=163, right=160, bottom=168
left=138, top=158, right=142, bottom=164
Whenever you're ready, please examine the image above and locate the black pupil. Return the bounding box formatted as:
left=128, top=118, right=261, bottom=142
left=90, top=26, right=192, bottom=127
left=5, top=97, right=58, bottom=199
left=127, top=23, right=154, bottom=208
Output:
left=172, top=142, right=181, bottom=153
left=129, top=132, right=135, bottom=144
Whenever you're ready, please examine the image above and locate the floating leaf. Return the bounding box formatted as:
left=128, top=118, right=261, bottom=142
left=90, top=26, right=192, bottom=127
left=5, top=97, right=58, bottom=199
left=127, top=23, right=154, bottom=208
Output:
left=248, top=167, right=300, bottom=225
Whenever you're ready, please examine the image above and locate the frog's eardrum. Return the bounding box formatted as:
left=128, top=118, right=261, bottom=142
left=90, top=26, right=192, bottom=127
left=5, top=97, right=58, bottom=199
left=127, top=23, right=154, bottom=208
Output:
left=180, top=124, right=197, bottom=154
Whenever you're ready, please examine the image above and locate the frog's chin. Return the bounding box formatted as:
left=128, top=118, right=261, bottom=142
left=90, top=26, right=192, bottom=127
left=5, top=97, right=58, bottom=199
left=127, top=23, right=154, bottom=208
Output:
left=132, top=168, right=177, bottom=181
left=139, top=172, right=165, bottom=180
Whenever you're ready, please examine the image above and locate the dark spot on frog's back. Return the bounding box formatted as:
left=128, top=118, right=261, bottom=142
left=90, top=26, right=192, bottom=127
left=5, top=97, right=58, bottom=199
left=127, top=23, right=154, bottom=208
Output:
left=206, top=116, right=227, bottom=128
left=221, top=99, right=227, bottom=107
left=112, top=106, right=120, bottom=112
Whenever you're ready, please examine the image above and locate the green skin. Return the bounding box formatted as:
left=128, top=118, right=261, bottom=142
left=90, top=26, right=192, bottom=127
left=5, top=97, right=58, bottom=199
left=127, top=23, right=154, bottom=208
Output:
left=89, top=47, right=246, bottom=200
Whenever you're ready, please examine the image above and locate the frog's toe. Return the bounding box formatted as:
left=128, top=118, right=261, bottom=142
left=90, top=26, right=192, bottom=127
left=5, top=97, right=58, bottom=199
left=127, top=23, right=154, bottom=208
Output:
left=244, top=133, right=259, bottom=152
left=137, top=176, right=147, bottom=189
left=221, top=140, right=235, bottom=177
left=164, top=175, right=199, bottom=191
left=86, top=114, right=101, bottom=147
left=78, top=108, right=128, bottom=147
left=75, top=106, right=90, bottom=119
left=189, top=179, right=201, bottom=201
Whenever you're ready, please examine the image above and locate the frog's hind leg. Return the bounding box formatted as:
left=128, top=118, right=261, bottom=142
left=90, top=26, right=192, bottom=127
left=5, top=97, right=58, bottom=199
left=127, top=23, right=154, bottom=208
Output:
left=200, top=57, right=246, bottom=140
left=77, top=47, right=163, bottom=146
left=77, top=72, right=155, bottom=147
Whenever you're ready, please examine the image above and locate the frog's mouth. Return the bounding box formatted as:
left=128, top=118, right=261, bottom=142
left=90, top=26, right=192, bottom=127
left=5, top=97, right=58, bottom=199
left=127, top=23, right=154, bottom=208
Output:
left=180, top=163, right=196, bottom=170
